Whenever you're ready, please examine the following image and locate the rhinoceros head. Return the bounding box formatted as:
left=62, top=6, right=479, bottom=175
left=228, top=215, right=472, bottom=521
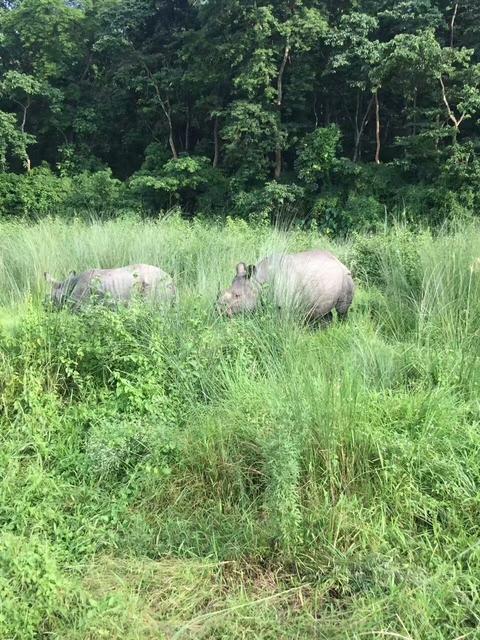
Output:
left=44, top=271, right=76, bottom=308
left=217, top=262, right=260, bottom=317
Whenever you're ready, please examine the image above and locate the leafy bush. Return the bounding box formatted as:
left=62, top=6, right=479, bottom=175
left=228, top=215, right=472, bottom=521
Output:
left=15, top=304, right=174, bottom=409
left=56, top=143, right=108, bottom=177
left=0, top=167, right=71, bottom=218
left=0, top=172, right=23, bottom=216
left=295, top=124, right=341, bottom=188
left=0, top=109, right=34, bottom=172
left=312, top=192, right=385, bottom=235
left=85, top=415, right=176, bottom=480
left=223, top=101, right=282, bottom=185
left=129, top=154, right=224, bottom=213
left=233, top=181, right=305, bottom=223
left=0, top=534, right=77, bottom=639
left=350, top=226, right=425, bottom=289
left=0, top=167, right=123, bottom=219
left=65, top=169, right=123, bottom=214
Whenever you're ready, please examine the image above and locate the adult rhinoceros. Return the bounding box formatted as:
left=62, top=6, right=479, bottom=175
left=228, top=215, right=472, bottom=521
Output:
left=44, top=264, right=176, bottom=309
left=217, top=250, right=354, bottom=324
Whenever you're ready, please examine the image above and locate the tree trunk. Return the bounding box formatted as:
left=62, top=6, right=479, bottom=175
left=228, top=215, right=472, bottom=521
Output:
left=274, top=148, right=282, bottom=180
left=274, top=38, right=290, bottom=180
left=213, top=116, right=219, bottom=168
left=20, top=101, right=31, bottom=172
left=313, top=93, right=318, bottom=128
left=450, top=2, right=459, bottom=47
left=141, top=59, right=178, bottom=159
left=452, top=126, right=458, bottom=146
left=353, top=91, right=360, bottom=162
left=374, top=89, right=381, bottom=164
left=384, top=117, right=391, bottom=149
left=412, top=87, right=417, bottom=136
left=353, top=92, right=373, bottom=162
left=154, top=89, right=177, bottom=159
left=325, top=99, right=331, bottom=125
left=165, top=100, right=178, bottom=159
left=185, top=104, right=190, bottom=152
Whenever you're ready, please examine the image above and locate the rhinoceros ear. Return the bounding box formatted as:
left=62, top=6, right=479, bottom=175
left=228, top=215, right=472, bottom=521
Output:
left=68, top=270, right=77, bottom=277
left=235, top=262, right=247, bottom=277
left=44, top=272, right=59, bottom=286
left=246, top=264, right=256, bottom=279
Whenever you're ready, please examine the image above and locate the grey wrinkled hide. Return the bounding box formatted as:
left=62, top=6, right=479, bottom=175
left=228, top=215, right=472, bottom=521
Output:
left=46, top=264, right=176, bottom=309
left=217, top=250, right=354, bottom=322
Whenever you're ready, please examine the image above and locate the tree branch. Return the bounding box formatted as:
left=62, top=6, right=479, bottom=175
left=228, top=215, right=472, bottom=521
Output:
left=439, top=76, right=460, bottom=128
left=439, top=75, right=465, bottom=144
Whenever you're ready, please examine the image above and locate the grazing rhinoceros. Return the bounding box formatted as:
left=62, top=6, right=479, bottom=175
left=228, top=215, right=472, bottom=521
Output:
left=44, top=264, right=176, bottom=309
left=217, top=250, right=354, bottom=324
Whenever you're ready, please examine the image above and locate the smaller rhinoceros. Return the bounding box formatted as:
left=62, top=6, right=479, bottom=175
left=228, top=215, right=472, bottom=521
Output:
left=44, top=264, right=176, bottom=309
left=217, top=250, right=354, bottom=324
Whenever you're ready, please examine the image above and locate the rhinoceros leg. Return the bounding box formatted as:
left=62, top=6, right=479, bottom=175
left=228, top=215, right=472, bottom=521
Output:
left=320, top=311, right=333, bottom=327
left=335, top=274, right=355, bottom=321
left=306, top=310, right=333, bottom=329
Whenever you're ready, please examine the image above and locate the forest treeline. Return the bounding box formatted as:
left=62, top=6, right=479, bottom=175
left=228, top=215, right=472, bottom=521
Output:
left=0, top=0, right=479, bottom=229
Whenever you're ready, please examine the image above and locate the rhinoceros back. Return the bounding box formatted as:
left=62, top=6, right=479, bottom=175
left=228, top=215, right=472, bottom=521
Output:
left=68, top=264, right=174, bottom=306
left=255, top=250, right=353, bottom=319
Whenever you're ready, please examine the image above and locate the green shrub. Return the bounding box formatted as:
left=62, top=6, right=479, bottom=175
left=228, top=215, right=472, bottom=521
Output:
left=0, top=168, right=130, bottom=220
left=14, top=304, right=174, bottom=410
left=0, top=167, right=71, bottom=218
left=351, top=226, right=425, bottom=290
left=0, top=172, right=23, bottom=216
left=128, top=155, right=224, bottom=213
left=65, top=170, right=123, bottom=215
left=295, top=124, right=341, bottom=188
left=0, top=534, right=77, bottom=639
left=312, top=192, right=385, bottom=235
left=233, top=181, right=305, bottom=223
left=85, top=415, right=176, bottom=480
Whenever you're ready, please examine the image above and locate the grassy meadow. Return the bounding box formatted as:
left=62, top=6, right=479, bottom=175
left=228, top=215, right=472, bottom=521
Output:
left=1, top=214, right=480, bottom=639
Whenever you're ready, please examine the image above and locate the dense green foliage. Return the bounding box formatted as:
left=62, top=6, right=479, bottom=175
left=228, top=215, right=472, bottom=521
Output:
left=1, top=1, right=480, bottom=635
left=1, top=216, right=480, bottom=637
left=0, top=1, right=480, bottom=228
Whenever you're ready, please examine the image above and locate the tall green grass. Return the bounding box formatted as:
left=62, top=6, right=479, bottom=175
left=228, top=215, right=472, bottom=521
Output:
left=0, top=215, right=480, bottom=639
